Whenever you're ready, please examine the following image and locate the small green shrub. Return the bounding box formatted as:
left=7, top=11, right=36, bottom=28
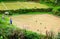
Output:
left=57, top=32, right=60, bottom=39
left=23, top=30, right=41, bottom=39
left=52, top=8, right=60, bottom=16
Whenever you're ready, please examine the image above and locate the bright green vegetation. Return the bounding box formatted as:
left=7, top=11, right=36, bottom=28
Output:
left=12, top=12, right=52, bottom=16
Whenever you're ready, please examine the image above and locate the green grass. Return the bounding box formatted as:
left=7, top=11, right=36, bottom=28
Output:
left=53, top=6, right=60, bottom=10
left=26, top=12, right=52, bottom=14
left=11, top=12, right=52, bottom=16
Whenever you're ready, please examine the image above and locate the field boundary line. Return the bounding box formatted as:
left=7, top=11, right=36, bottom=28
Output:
left=1, top=2, right=8, bottom=10
left=17, top=1, right=24, bottom=7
